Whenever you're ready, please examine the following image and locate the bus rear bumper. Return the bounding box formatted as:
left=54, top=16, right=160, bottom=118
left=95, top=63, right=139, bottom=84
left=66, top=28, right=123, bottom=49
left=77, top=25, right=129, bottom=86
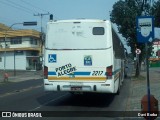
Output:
left=44, top=79, right=115, bottom=93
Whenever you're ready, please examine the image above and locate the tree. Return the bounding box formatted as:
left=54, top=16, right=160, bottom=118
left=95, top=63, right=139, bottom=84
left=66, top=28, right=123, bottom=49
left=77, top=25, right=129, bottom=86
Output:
left=110, top=0, right=153, bottom=77
left=152, top=0, right=160, bottom=27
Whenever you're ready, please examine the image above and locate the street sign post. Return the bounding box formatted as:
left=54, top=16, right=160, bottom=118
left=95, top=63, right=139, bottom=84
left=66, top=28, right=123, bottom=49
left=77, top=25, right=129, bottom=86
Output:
left=136, top=16, right=155, bottom=117
left=135, top=48, right=141, bottom=78
left=23, top=22, right=37, bottom=26
left=136, top=16, right=154, bottom=43
left=135, top=49, right=141, bottom=54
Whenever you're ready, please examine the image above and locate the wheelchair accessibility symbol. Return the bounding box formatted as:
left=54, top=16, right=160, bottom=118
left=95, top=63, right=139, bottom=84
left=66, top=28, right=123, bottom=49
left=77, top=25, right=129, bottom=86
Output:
left=48, top=54, right=57, bottom=63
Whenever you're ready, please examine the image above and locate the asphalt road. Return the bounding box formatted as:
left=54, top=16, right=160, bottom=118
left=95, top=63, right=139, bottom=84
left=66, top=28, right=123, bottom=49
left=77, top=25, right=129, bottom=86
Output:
left=0, top=65, right=133, bottom=120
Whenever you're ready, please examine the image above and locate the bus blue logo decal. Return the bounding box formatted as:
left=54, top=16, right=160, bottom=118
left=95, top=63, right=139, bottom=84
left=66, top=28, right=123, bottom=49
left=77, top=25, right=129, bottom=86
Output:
left=84, top=55, right=92, bottom=66
left=48, top=54, right=57, bottom=63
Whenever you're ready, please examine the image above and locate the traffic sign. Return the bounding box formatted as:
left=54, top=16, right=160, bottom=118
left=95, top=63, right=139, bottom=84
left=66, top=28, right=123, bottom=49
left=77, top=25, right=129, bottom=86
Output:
left=136, top=16, right=154, bottom=43
left=135, top=49, right=141, bottom=54
left=23, top=22, right=37, bottom=26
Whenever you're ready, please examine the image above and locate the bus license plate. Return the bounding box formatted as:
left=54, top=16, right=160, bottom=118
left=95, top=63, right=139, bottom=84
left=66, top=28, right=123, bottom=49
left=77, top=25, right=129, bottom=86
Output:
left=70, top=82, right=83, bottom=86
left=71, top=86, right=82, bottom=91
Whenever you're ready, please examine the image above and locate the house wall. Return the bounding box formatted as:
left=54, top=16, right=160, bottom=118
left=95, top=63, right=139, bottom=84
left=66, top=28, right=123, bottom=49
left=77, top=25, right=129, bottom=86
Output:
left=0, top=36, right=41, bottom=70
left=0, top=37, right=40, bottom=49
left=0, top=51, right=26, bottom=70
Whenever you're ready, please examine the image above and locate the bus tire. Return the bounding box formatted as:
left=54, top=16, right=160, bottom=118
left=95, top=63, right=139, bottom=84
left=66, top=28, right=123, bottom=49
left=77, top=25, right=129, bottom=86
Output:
left=116, top=79, right=121, bottom=95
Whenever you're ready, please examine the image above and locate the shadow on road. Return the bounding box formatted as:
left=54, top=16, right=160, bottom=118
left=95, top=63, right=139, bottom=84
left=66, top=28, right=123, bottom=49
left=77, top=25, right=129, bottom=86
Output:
left=37, top=92, right=115, bottom=108
left=59, top=93, right=115, bottom=107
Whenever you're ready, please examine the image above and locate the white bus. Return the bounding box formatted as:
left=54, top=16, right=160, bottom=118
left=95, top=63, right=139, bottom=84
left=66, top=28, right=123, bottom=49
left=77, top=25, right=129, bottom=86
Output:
left=44, top=18, right=126, bottom=94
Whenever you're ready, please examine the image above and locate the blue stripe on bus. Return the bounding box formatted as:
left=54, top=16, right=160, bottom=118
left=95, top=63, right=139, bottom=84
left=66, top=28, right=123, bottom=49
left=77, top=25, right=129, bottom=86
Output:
left=48, top=72, right=91, bottom=76
left=74, top=72, right=91, bottom=75
left=48, top=72, right=56, bottom=75
left=48, top=69, right=121, bottom=76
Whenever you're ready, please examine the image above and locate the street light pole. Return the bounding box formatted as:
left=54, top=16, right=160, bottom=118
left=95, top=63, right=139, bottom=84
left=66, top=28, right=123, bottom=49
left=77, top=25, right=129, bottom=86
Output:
left=4, top=22, right=37, bottom=78
left=4, top=23, right=23, bottom=72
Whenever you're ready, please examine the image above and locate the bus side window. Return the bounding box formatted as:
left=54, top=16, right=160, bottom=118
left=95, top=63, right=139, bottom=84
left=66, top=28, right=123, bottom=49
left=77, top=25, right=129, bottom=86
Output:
left=92, top=27, right=105, bottom=35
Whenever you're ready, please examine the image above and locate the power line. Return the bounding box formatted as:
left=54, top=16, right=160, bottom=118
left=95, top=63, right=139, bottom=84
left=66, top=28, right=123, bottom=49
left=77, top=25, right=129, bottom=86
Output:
left=19, top=0, right=59, bottom=20
left=0, top=0, right=59, bottom=30
left=6, top=0, right=38, bottom=14
left=20, top=0, right=49, bottom=13
left=0, top=0, right=32, bottom=15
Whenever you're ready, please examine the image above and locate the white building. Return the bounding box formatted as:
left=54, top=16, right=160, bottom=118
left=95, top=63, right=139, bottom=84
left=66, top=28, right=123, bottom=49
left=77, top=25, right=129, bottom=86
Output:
left=0, top=27, right=42, bottom=70
left=150, top=28, right=160, bottom=59
left=151, top=39, right=160, bottom=57
left=149, top=28, right=160, bottom=67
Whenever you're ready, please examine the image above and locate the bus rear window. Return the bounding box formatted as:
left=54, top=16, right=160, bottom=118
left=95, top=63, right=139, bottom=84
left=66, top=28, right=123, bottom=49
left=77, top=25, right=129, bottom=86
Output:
left=92, top=27, right=105, bottom=35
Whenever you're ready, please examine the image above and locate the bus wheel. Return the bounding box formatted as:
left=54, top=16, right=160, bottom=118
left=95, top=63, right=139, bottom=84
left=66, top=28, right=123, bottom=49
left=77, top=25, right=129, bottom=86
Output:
left=116, top=79, right=121, bottom=95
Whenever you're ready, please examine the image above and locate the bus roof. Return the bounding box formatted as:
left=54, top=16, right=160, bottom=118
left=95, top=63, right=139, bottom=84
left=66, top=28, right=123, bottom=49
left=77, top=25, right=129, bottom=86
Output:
left=48, top=19, right=111, bottom=24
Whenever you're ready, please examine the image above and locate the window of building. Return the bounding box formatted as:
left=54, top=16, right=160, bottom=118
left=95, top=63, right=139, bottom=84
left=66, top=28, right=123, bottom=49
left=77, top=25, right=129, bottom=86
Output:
left=0, top=43, right=3, bottom=48
left=15, top=50, right=23, bottom=55
left=92, top=27, right=105, bottom=35
left=0, top=40, right=4, bottom=48
left=0, top=57, right=2, bottom=62
left=31, top=51, right=38, bottom=56
left=11, top=37, right=22, bottom=44
left=30, top=38, right=38, bottom=45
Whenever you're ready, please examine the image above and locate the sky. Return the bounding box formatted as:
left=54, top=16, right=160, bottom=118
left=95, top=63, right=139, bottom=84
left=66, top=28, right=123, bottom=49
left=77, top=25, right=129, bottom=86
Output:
left=0, top=0, right=118, bottom=30
left=0, top=0, right=131, bottom=52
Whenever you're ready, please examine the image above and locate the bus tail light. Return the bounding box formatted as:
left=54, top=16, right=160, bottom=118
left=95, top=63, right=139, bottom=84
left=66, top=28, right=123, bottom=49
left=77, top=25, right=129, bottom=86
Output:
left=44, top=66, right=48, bottom=79
left=106, top=65, right=113, bottom=79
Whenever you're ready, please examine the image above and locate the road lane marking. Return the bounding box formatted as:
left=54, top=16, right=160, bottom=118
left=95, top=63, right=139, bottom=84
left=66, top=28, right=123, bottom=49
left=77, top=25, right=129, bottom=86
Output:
left=0, top=84, right=43, bottom=98
left=29, top=93, right=69, bottom=111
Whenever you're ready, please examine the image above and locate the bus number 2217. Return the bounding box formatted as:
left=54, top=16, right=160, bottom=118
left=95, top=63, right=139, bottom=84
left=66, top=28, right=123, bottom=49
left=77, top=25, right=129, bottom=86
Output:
left=92, top=71, right=103, bottom=76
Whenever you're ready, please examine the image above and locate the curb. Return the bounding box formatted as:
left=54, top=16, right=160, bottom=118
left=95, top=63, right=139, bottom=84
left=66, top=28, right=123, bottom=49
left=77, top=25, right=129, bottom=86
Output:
left=125, top=68, right=135, bottom=111
left=126, top=68, right=160, bottom=112
left=0, top=75, right=43, bottom=83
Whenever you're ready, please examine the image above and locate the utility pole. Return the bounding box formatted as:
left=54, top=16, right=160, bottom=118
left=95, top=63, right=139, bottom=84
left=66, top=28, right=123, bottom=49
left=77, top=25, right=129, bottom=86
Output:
left=34, top=12, right=50, bottom=33
left=138, top=1, right=158, bottom=120
left=34, top=12, right=50, bottom=70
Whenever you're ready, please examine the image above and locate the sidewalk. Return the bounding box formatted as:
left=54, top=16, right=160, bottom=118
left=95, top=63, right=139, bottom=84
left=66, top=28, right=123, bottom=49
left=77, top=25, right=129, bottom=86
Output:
left=126, top=67, right=160, bottom=111
left=0, top=70, right=43, bottom=83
